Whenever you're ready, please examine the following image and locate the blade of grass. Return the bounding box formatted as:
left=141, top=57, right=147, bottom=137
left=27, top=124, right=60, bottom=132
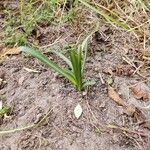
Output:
left=77, top=47, right=82, bottom=90
left=81, top=22, right=99, bottom=72
left=70, top=49, right=82, bottom=91
left=52, top=50, right=73, bottom=69
left=20, top=0, right=24, bottom=23
left=70, top=49, right=79, bottom=84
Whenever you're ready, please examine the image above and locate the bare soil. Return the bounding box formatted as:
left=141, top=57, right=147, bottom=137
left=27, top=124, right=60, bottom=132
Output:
left=0, top=22, right=150, bottom=150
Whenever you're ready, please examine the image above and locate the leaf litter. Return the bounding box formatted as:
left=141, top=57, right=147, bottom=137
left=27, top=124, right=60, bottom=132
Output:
left=0, top=47, right=20, bottom=59
left=108, top=86, right=146, bottom=122
left=74, top=103, right=83, bottom=119
left=130, top=83, right=150, bottom=100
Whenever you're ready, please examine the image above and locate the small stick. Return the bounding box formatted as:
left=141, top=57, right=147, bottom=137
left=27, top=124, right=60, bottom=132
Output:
left=99, top=73, right=105, bottom=84
left=107, top=124, right=150, bottom=138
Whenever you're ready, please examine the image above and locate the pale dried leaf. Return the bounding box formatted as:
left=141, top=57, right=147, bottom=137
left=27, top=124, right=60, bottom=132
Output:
left=74, top=104, right=83, bottom=119
left=108, top=86, right=126, bottom=106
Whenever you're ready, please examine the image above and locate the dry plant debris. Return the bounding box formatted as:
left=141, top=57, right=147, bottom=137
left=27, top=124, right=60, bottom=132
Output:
left=0, top=47, right=20, bottom=60
left=108, top=86, right=146, bottom=121
left=131, top=83, right=150, bottom=100
left=74, top=103, right=83, bottom=119
left=108, top=86, right=126, bottom=106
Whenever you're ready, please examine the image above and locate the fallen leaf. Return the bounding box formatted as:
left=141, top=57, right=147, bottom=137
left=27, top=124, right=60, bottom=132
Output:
left=131, top=83, right=150, bottom=100
left=103, top=67, right=114, bottom=76
left=108, top=87, right=146, bottom=121
left=133, top=107, right=146, bottom=122
left=23, top=67, right=39, bottom=73
left=115, top=65, right=134, bottom=76
left=74, top=104, right=83, bottom=119
left=108, top=86, right=126, bottom=106
left=123, top=105, right=145, bottom=121
left=126, top=105, right=136, bottom=116
left=0, top=47, right=20, bottom=59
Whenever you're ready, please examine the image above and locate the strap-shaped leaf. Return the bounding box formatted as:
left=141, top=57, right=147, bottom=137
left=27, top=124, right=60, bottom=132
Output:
left=70, top=49, right=83, bottom=91
left=52, top=50, right=73, bottom=69
left=20, top=46, right=76, bottom=85
left=77, top=47, right=82, bottom=90
left=81, top=23, right=99, bottom=72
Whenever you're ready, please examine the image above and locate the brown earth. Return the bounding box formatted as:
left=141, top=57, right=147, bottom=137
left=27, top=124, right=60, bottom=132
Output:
left=0, top=25, right=150, bottom=150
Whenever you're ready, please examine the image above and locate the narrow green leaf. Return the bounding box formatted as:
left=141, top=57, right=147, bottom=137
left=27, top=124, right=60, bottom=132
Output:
left=77, top=48, right=82, bottom=90
left=70, top=49, right=83, bottom=91
left=81, top=22, right=99, bottom=72
left=70, top=49, right=78, bottom=81
left=52, top=50, right=73, bottom=69
left=20, top=46, right=76, bottom=85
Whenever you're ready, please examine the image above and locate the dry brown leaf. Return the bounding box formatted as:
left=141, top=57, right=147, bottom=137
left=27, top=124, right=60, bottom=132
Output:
left=103, top=67, right=114, bottom=76
left=108, top=87, right=146, bottom=120
left=131, top=84, right=150, bottom=100
left=126, top=105, right=136, bottom=116
left=125, top=105, right=145, bottom=121
left=108, top=86, right=126, bottom=106
left=115, top=65, right=134, bottom=76
left=133, top=107, right=146, bottom=122
left=0, top=47, right=20, bottom=59
left=142, top=50, right=150, bottom=57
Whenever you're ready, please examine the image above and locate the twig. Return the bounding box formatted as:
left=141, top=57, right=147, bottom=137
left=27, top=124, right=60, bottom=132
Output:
left=0, top=108, right=53, bottom=135
left=99, top=73, right=105, bottom=84
left=122, top=55, right=146, bottom=78
left=40, top=36, right=62, bottom=49
left=107, top=124, right=150, bottom=138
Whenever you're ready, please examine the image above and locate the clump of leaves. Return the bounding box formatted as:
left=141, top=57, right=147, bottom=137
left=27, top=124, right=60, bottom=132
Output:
left=20, top=29, right=98, bottom=91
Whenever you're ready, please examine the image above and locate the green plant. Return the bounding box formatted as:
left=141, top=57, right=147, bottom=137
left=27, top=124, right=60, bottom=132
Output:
left=0, top=106, right=11, bottom=117
left=20, top=30, right=98, bottom=91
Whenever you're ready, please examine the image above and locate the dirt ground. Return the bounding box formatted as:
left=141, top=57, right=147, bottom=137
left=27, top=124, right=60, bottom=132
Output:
left=0, top=24, right=150, bottom=150
left=0, top=1, right=150, bottom=149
